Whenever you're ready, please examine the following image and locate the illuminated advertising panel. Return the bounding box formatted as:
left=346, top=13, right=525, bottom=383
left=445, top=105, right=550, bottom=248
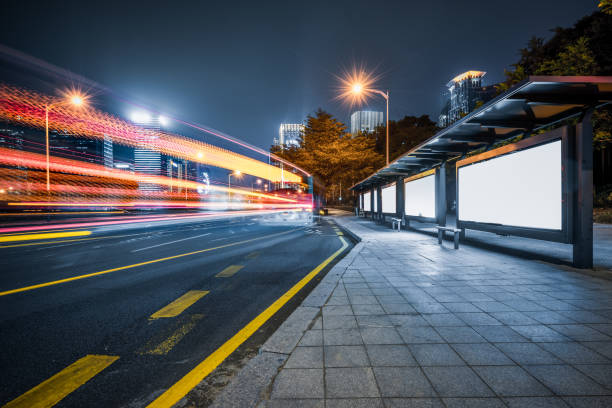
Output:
left=382, top=183, right=396, bottom=214
left=458, top=140, right=562, bottom=230
left=363, top=191, right=371, bottom=211
left=404, top=174, right=435, bottom=218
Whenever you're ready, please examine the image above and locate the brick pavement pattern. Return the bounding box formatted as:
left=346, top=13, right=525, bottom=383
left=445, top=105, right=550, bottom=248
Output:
left=260, top=216, right=612, bottom=408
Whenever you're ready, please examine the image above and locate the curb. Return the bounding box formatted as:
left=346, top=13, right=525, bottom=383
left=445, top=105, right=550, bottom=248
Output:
left=208, top=222, right=363, bottom=408
left=330, top=216, right=362, bottom=243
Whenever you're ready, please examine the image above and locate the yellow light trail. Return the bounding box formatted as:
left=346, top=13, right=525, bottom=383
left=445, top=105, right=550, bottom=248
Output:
left=0, top=231, right=92, bottom=243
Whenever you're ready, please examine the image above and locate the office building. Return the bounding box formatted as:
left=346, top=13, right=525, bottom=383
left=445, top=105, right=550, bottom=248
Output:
left=438, top=70, right=496, bottom=127
left=274, top=123, right=304, bottom=148
left=132, top=116, right=163, bottom=191
left=350, top=110, right=383, bottom=135
left=50, top=132, right=102, bottom=164
left=103, top=134, right=113, bottom=168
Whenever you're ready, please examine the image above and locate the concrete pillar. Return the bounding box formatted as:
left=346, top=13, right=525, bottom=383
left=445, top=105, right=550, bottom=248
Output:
left=573, top=109, right=594, bottom=269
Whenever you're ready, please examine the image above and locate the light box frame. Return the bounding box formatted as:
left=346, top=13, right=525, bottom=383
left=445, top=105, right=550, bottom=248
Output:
left=455, top=127, right=572, bottom=244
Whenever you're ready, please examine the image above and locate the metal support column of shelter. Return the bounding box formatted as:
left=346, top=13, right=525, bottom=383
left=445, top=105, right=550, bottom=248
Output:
left=370, top=188, right=375, bottom=220
left=377, top=185, right=383, bottom=223
left=573, top=108, right=594, bottom=269
left=435, top=164, right=447, bottom=227
left=397, top=176, right=405, bottom=227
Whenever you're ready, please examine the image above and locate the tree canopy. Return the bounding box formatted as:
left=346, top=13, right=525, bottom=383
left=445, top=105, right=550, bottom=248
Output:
left=271, top=110, right=438, bottom=205
left=495, top=9, right=612, bottom=153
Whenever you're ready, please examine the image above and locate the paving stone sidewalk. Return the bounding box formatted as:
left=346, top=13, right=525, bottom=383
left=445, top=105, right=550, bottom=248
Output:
left=215, top=215, right=612, bottom=408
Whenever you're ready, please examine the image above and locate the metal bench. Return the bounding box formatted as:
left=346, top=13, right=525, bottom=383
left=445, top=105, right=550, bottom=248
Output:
left=390, top=217, right=402, bottom=231
left=436, top=226, right=462, bottom=249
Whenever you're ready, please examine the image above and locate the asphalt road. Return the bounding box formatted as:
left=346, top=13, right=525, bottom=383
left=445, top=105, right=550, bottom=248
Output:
left=0, top=211, right=353, bottom=407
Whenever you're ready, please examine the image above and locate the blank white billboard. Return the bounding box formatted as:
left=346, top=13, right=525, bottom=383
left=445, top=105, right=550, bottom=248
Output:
left=363, top=191, right=371, bottom=211
left=382, top=183, right=396, bottom=214
left=458, top=140, right=562, bottom=230
left=373, top=189, right=378, bottom=212
left=405, top=174, right=435, bottom=218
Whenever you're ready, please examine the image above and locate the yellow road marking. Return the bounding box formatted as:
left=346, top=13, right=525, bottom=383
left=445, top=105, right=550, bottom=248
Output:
left=4, top=355, right=118, bottom=408
left=150, top=291, right=209, bottom=319
left=146, top=235, right=349, bottom=408
left=245, top=251, right=260, bottom=259
left=0, top=227, right=302, bottom=297
left=140, top=315, right=204, bottom=355
left=0, top=231, right=92, bottom=243
left=215, top=265, right=244, bottom=278
left=336, top=231, right=344, bottom=236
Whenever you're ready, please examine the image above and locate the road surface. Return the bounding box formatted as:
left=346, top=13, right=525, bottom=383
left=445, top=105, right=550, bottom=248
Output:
left=0, top=211, right=352, bottom=407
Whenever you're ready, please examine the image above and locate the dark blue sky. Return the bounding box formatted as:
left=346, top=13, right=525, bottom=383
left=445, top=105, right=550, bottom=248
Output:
left=0, top=0, right=599, bottom=150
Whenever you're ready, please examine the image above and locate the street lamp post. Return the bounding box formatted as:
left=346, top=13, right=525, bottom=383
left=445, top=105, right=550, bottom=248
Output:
left=44, top=94, right=85, bottom=192
left=228, top=170, right=241, bottom=201
left=351, top=84, right=390, bottom=165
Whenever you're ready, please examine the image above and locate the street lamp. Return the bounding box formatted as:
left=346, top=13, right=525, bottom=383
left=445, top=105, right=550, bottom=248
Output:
left=351, top=84, right=390, bottom=165
left=252, top=178, right=262, bottom=191
left=45, top=92, right=87, bottom=192
left=228, top=170, right=241, bottom=200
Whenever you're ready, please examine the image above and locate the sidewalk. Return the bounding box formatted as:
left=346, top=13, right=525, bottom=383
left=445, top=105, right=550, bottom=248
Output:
left=213, top=214, right=612, bottom=408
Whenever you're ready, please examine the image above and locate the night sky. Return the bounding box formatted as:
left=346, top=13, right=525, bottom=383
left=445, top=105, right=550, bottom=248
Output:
left=0, top=0, right=599, bottom=150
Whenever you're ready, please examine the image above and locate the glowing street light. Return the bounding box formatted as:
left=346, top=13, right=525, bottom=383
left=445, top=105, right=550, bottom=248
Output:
left=45, top=91, right=88, bottom=192
left=252, top=178, right=262, bottom=191
left=350, top=83, right=390, bottom=165
left=339, top=67, right=390, bottom=165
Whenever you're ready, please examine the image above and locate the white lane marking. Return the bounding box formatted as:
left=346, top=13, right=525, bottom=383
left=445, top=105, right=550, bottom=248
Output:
left=131, top=233, right=212, bottom=253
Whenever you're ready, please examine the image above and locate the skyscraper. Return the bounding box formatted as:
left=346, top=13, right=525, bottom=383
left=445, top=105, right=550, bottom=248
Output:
left=438, top=70, right=496, bottom=127
left=50, top=132, right=102, bottom=164
left=274, top=123, right=304, bottom=148
left=133, top=117, right=162, bottom=192
left=103, top=134, right=113, bottom=168
left=350, top=111, right=383, bottom=135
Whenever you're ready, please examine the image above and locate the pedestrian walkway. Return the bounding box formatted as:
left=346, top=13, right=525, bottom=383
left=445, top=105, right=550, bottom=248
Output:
left=214, top=214, right=612, bottom=408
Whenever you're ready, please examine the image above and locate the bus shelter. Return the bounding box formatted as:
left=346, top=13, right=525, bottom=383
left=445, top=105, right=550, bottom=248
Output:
left=351, top=76, right=612, bottom=268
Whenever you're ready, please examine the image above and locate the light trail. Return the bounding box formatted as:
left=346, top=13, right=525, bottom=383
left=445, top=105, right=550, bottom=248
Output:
left=0, top=208, right=309, bottom=234
left=0, top=84, right=302, bottom=183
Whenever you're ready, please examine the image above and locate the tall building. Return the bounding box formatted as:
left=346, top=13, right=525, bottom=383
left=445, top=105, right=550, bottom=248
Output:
left=50, top=132, right=102, bottom=164
left=103, top=134, right=113, bottom=168
left=438, top=70, right=496, bottom=127
left=350, top=110, right=383, bottom=135
left=133, top=117, right=163, bottom=192
left=274, top=123, right=304, bottom=148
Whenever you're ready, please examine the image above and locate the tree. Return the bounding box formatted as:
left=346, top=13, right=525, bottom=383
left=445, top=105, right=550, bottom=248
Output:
left=271, top=109, right=384, bottom=204
left=367, top=115, right=438, bottom=161
left=494, top=9, right=612, bottom=194
left=535, top=37, right=600, bottom=75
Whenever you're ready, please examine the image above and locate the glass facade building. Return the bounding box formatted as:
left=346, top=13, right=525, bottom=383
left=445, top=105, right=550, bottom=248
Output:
left=350, top=110, right=383, bottom=135
left=275, top=123, right=304, bottom=148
